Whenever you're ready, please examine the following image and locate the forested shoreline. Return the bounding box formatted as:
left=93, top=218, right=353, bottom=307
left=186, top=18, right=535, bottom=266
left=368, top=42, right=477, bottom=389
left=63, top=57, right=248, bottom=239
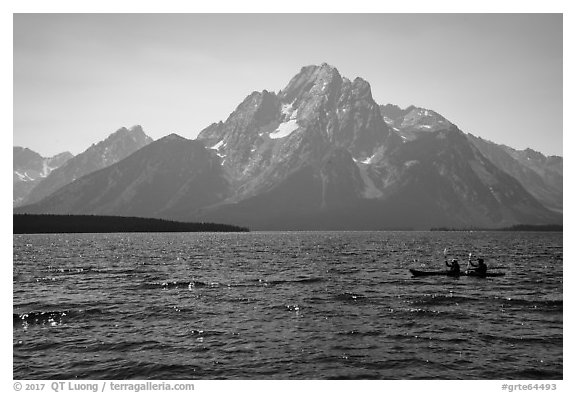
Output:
left=13, top=214, right=249, bottom=234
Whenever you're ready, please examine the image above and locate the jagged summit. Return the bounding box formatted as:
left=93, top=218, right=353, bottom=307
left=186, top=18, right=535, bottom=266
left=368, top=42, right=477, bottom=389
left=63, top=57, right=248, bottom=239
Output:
left=379, top=104, right=453, bottom=142
left=16, top=133, right=229, bottom=219
left=104, top=125, right=150, bottom=141
left=16, top=64, right=562, bottom=229
left=20, top=125, right=154, bottom=206
left=279, top=63, right=343, bottom=102
left=13, top=147, right=74, bottom=206
left=352, top=76, right=371, bottom=90
left=194, top=63, right=400, bottom=196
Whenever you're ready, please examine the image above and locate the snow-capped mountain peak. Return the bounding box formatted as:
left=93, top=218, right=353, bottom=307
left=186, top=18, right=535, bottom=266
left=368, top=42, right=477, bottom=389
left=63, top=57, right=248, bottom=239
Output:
left=13, top=147, right=74, bottom=206
left=17, top=64, right=562, bottom=230
left=20, top=126, right=154, bottom=206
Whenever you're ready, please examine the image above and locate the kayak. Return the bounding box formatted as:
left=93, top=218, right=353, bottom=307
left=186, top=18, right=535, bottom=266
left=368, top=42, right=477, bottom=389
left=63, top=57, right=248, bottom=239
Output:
left=409, top=269, right=505, bottom=277
left=464, top=270, right=506, bottom=277
left=409, top=269, right=459, bottom=277
left=409, top=269, right=505, bottom=278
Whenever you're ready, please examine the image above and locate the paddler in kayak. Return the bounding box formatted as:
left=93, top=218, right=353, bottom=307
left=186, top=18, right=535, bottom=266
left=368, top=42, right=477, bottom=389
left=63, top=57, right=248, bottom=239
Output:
left=468, top=258, right=488, bottom=276
left=445, top=259, right=461, bottom=275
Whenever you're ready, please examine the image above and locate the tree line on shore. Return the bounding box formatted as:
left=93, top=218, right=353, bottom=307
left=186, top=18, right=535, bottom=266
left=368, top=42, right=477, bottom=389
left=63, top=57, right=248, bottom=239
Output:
left=13, top=214, right=249, bottom=234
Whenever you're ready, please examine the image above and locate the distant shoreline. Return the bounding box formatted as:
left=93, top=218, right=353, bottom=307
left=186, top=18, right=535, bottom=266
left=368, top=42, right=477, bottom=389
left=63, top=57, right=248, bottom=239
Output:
left=13, top=214, right=249, bottom=234
left=13, top=214, right=562, bottom=233
left=430, top=224, right=562, bottom=232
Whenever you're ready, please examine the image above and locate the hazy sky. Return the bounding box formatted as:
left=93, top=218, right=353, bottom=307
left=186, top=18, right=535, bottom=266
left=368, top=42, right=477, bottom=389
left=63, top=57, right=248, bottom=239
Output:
left=13, top=13, right=563, bottom=156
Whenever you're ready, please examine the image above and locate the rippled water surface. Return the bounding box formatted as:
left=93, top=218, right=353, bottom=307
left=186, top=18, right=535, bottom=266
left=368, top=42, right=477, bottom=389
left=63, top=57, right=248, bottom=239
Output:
left=13, top=231, right=562, bottom=379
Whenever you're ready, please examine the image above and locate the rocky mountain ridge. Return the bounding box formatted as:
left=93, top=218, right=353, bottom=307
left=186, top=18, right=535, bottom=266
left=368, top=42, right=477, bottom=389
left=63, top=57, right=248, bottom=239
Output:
left=15, top=64, right=562, bottom=229
left=13, top=147, right=73, bottom=206
left=20, top=125, right=153, bottom=206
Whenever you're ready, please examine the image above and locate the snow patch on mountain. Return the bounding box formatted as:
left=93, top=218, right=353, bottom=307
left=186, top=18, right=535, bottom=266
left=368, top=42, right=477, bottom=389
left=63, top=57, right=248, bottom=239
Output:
left=209, top=140, right=227, bottom=158
left=354, top=146, right=385, bottom=165
left=360, top=152, right=378, bottom=165
left=281, top=102, right=293, bottom=116
left=355, top=163, right=383, bottom=199
left=270, top=104, right=299, bottom=139
left=41, top=161, right=53, bottom=177
left=270, top=119, right=299, bottom=139
left=210, top=140, right=225, bottom=150
left=15, top=171, right=33, bottom=181
left=281, top=101, right=298, bottom=119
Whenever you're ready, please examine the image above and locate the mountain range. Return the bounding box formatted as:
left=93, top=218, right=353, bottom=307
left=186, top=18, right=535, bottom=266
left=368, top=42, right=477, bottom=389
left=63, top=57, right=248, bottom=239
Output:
left=13, top=148, right=73, bottom=206
left=14, top=63, right=562, bottom=230
left=16, top=126, right=153, bottom=207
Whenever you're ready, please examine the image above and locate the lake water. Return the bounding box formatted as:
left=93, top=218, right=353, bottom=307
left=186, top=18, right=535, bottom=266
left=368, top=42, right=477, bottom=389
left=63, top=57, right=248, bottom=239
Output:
left=13, top=231, right=563, bottom=379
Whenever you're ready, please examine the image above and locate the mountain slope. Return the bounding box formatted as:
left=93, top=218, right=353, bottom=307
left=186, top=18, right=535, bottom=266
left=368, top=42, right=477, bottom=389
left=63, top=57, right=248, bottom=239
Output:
left=16, top=135, right=230, bottom=219
left=380, top=104, right=453, bottom=141
left=197, top=63, right=402, bottom=202
left=193, top=65, right=559, bottom=229
left=21, top=126, right=153, bottom=206
left=17, top=64, right=562, bottom=230
left=198, top=125, right=558, bottom=230
left=13, top=147, right=73, bottom=206
left=377, top=127, right=557, bottom=227
left=467, top=135, right=562, bottom=212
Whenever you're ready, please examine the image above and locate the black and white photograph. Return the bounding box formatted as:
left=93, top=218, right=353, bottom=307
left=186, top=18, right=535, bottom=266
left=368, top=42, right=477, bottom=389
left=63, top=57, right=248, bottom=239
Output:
left=8, top=3, right=569, bottom=388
